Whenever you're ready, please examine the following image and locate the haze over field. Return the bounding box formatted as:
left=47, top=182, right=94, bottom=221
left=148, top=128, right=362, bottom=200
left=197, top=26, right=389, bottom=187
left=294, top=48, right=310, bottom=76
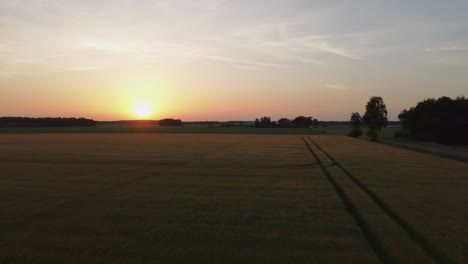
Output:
left=1, top=0, right=468, bottom=120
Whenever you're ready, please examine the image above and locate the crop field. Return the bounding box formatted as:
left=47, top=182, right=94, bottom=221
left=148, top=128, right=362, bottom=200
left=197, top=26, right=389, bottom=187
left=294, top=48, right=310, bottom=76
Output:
left=1, top=134, right=467, bottom=263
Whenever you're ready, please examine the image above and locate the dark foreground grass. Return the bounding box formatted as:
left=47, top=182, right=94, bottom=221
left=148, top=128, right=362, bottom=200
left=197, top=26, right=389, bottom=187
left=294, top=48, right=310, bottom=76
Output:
left=0, top=125, right=325, bottom=135
left=0, top=134, right=376, bottom=263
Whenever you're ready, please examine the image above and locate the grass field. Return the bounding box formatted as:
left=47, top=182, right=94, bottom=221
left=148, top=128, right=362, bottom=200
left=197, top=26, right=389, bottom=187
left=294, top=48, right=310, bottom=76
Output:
left=1, top=134, right=467, bottom=263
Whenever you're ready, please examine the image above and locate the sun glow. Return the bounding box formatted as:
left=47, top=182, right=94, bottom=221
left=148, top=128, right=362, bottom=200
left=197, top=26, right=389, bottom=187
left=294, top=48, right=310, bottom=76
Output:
left=132, top=102, right=154, bottom=119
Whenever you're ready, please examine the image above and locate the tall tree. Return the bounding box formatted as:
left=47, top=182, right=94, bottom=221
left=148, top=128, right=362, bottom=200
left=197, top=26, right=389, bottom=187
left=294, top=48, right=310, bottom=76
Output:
left=349, top=112, right=362, bottom=137
left=363, top=97, right=388, bottom=140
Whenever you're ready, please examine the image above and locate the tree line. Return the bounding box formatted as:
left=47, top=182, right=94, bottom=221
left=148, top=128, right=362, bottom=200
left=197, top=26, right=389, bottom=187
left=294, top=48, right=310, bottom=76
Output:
left=158, top=118, right=183, bottom=126
left=0, top=117, right=96, bottom=127
left=349, top=95, right=467, bottom=145
left=397, top=96, right=468, bottom=145
left=254, top=116, right=319, bottom=128
left=0, top=117, right=184, bottom=127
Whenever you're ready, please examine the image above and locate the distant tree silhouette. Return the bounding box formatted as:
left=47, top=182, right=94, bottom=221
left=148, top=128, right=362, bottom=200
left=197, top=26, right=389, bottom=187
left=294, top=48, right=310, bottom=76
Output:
left=159, top=118, right=182, bottom=126
left=292, top=116, right=313, bottom=128
left=0, top=117, right=96, bottom=127
left=254, top=118, right=261, bottom=128
left=253, top=116, right=315, bottom=128
left=260, top=116, right=272, bottom=128
left=398, top=96, right=468, bottom=145
left=349, top=112, right=363, bottom=137
left=277, top=118, right=291, bottom=128
left=363, top=97, right=388, bottom=140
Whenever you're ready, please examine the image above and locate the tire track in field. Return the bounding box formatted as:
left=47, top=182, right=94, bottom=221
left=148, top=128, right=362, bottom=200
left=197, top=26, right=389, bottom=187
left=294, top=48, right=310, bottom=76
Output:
left=301, top=137, right=392, bottom=263
left=0, top=138, right=247, bottom=248
left=304, top=136, right=454, bottom=264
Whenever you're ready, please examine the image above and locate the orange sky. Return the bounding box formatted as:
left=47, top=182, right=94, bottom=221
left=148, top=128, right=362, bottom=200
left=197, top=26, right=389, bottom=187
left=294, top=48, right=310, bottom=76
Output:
left=1, top=1, right=467, bottom=121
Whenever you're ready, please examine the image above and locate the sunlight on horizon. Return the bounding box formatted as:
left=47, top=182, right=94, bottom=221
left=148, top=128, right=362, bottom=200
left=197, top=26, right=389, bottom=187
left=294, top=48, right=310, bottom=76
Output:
left=132, top=101, right=155, bottom=119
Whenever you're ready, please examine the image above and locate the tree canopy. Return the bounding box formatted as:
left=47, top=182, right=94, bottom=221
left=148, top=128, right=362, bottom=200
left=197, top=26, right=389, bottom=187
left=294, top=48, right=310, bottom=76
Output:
left=363, top=96, right=388, bottom=140
left=349, top=112, right=363, bottom=137
left=292, top=116, right=313, bottom=128
left=277, top=118, right=291, bottom=128
left=398, top=96, right=468, bottom=145
left=254, top=117, right=273, bottom=128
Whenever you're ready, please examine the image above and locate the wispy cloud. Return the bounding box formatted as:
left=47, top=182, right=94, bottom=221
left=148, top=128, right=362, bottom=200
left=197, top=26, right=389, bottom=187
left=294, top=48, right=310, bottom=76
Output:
left=191, top=54, right=288, bottom=68
left=424, top=45, right=468, bottom=52
left=258, top=35, right=363, bottom=62
left=1, top=0, right=468, bottom=82
left=324, top=83, right=351, bottom=91
left=317, top=42, right=362, bottom=60
left=233, top=65, right=258, bottom=70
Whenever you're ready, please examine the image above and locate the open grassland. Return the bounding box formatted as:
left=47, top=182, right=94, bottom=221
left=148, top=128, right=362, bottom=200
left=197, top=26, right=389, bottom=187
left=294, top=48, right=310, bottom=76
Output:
left=1, top=134, right=467, bottom=263
left=0, top=134, right=375, bottom=263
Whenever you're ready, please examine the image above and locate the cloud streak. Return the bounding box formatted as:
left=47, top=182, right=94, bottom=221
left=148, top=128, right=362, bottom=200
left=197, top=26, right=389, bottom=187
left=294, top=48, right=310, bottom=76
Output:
left=425, top=45, right=468, bottom=52
left=324, top=83, right=351, bottom=91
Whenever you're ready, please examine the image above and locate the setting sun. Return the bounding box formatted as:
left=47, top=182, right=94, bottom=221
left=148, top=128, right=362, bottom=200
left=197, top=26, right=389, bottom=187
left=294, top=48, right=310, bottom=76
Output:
left=132, top=102, right=154, bottom=119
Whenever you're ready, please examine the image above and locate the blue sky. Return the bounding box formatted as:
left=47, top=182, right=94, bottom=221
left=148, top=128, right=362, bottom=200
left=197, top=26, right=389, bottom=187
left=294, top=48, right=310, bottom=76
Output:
left=1, top=0, right=468, bottom=120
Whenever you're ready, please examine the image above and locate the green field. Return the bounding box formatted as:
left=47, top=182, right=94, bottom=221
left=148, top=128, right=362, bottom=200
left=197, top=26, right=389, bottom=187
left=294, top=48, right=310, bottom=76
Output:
left=1, top=134, right=467, bottom=263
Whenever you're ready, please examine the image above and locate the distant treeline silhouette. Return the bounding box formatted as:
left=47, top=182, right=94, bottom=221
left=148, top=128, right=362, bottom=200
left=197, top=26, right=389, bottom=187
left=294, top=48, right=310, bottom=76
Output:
left=159, top=118, right=183, bottom=126
left=254, top=116, right=319, bottom=128
left=98, top=119, right=182, bottom=126
left=98, top=120, right=157, bottom=126
left=397, top=96, right=468, bottom=145
left=0, top=117, right=96, bottom=127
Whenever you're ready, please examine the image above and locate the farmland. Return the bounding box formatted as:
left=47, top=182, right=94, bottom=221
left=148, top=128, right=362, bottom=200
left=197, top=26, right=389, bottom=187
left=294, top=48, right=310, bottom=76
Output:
left=1, top=134, right=468, bottom=263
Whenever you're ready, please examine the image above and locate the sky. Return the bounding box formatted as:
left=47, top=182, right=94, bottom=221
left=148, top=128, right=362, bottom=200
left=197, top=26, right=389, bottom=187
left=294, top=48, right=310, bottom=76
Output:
left=1, top=0, right=468, bottom=121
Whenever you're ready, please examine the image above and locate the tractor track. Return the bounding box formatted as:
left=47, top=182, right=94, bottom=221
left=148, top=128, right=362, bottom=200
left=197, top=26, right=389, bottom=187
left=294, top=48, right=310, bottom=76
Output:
left=301, top=137, right=392, bottom=263
left=302, top=136, right=453, bottom=264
